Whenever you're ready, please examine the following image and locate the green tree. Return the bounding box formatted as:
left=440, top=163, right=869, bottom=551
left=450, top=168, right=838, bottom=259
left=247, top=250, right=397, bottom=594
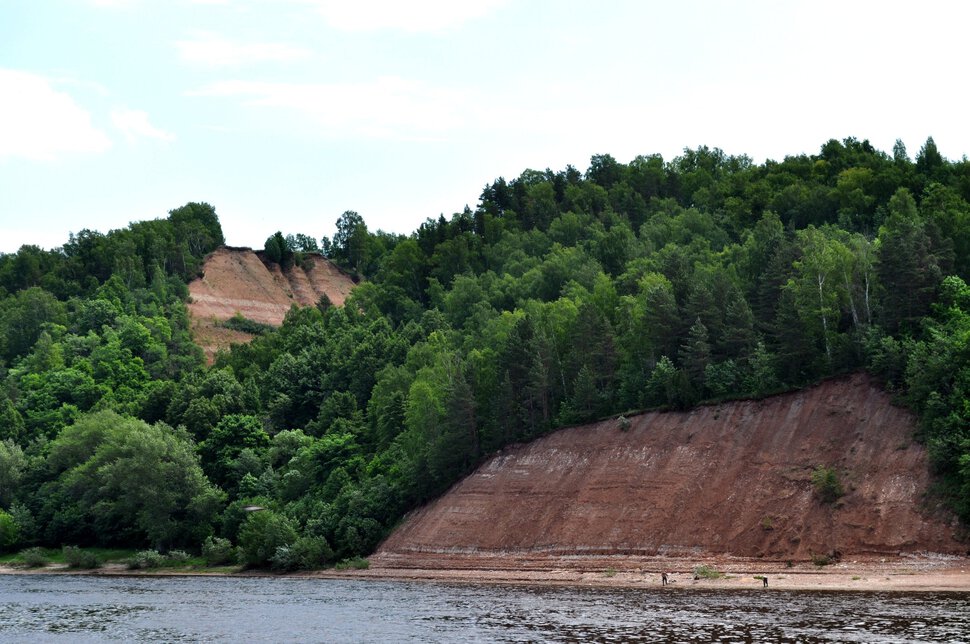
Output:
left=786, top=226, right=843, bottom=363
left=331, top=211, right=370, bottom=275
left=0, top=509, right=19, bottom=552
left=42, top=411, right=223, bottom=550
left=0, top=287, right=66, bottom=363
left=238, top=509, right=297, bottom=568
left=199, top=415, right=270, bottom=489
left=877, top=189, right=946, bottom=333
left=0, top=439, right=26, bottom=508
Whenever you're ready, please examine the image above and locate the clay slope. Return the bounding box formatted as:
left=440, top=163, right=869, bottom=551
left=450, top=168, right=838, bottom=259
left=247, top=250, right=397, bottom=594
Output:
left=188, top=247, right=355, bottom=361
left=377, top=374, right=965, bottom=567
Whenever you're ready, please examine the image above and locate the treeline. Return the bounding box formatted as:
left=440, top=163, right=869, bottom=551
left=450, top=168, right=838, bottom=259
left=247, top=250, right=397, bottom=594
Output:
left=1, top=138, right=969, bottom=566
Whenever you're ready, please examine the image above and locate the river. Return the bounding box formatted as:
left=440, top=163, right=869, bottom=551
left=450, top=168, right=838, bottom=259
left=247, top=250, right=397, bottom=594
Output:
left=0, top=574, right=967, bottom=642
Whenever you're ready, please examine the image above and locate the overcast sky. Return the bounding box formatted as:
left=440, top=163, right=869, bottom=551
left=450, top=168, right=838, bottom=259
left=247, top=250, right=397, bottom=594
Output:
left=2, top=0, right=968, bottom=253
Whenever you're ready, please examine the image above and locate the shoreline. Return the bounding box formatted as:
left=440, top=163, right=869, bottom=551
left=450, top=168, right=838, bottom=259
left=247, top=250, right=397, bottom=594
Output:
left=4, top=555, right=970, bottom=593
left=317, top=553, right=970, bottom=592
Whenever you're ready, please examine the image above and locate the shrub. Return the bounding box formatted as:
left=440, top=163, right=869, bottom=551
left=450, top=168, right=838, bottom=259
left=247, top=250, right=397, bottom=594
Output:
left=811, top=466, right=845, bottom=503
left=811, top=553, right=832, bottom=567
left=760, top=516, right=774, bottom=531
left=20, top=547, right=49, bottom=568
left=270, top=545, right=297, bottom=571
left=334, top=556, right=370, bottom=570
left=271, top=535, right=333, bottom=572
left=0, top=510, right=19, bottom=553
left=693, top=564, right=723, bottom=579
left=202, top=536, right=237, bottom=566
left=127, top=550, right=166, bottom=570
left=238, top=510, right=297, bottom=568
left=165, top=550, right=190, bottom=565
left=219, top=314, right=275, bottom=336
left=617, top=416, right=631, bottom=432
left=8, top=504, right=37, bottom=547
left=63, top=546, right=101, bottom=569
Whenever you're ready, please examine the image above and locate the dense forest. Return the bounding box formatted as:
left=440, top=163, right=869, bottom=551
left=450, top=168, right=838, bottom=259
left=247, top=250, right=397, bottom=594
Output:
left=1, top=137, right=969, bottom=568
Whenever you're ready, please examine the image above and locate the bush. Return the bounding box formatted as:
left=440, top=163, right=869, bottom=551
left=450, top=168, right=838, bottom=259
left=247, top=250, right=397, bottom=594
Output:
left=202, top=536, right=237, bottom=566
left=63, top=546, right=101, bottom=569
left=271, top=535, right=333, bottom=572
left=19, top=547, right=49, bottom=568
left=693, top=564, right=723, bottom=579
left=811, top=553, right=832, bottom=567
left=0, top=510, right=19, bottom=553
left=127, top=550, right=166, bottom=570
left=127, top=549, right=193, bottom=570
left=165, top=550, right=190, bottom=565
left=8, top=504, right=37, bottom=547
left=811, top=465, right=845, bottom=503
left=334, top=556, right=369, bottom=570
left=617, top=416, right=631, bottom=432
left=238, top=510, right=297, bottom=568
left=219, top=314, right=275, bottom=336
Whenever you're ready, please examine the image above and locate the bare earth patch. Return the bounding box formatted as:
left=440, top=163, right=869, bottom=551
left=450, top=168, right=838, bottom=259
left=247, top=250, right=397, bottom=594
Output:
left=327, top=554, right=970, bottom=592
left=377, top=374, right=967, bottom=578
left=187, top=248, right=356, bottom=362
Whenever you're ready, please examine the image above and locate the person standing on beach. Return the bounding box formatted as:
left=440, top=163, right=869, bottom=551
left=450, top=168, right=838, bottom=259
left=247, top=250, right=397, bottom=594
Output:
left=763, top=576, right=768, bottom=587
left=662, top=572, right=668, bottom=586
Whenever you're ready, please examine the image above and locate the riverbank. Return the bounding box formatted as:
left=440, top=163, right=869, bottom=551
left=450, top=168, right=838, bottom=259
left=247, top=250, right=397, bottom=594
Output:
left=317, top=553, right=970, bottom=592
left=4, top=554, right=969, bottom=592
left=324, top=563, right=970, bottom=593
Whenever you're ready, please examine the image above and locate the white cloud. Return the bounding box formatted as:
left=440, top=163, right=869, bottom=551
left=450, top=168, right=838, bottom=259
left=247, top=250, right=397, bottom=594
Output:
left=0, top=69, right=111, bottom=161
left=111, top=108, right=175, bottom=143
left=191, top=76, right=467, bottom=139
left=306, top=0, right=508, bottom=32
left=176, top=32, right=311, bottom=67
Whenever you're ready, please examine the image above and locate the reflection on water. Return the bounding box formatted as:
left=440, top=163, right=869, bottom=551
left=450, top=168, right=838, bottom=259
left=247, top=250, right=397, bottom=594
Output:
left=0, top=574, right=967, bottom=643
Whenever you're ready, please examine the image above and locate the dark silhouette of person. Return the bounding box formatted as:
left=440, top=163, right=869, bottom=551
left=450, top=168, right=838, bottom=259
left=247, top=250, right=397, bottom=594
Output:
left=763, top=576, right=768, bottom=588
left=661, top=572, right=668, bottom=586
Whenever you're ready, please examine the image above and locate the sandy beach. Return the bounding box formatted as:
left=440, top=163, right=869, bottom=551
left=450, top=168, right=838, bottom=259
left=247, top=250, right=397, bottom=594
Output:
left=4, top=554, right=969, bottom=593
left=318, top=554, right=970, bottom=592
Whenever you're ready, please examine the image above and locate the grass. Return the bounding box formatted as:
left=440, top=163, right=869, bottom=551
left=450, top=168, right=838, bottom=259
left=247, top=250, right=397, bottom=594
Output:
left=4, top=545, right=376, bottom=575
left=2, top=547, right=138, bottom=566
left=334, top=556, right=370, bottom=570
left=218, top=313, right=275, bottom=336
left=811, top=465, right=845, bottom=503
left=693, top=564, right=724, bottom=579
left=603, top=567, right=617, bottom=577
left=811, top=553, right=833, bottom=567
left=2, top=547, right=217, bottom=571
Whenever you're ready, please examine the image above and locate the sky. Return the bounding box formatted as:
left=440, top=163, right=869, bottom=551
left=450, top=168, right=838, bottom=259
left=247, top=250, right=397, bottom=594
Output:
left=2, top=0, right=969, bottom=253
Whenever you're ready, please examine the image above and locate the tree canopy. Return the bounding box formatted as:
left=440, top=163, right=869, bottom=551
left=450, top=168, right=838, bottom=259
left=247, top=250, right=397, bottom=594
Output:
left=2, top=138, right=970, bottom=563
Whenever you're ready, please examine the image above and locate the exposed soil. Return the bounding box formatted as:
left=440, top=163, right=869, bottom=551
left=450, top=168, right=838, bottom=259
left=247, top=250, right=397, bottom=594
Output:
left=4, top=557, right=969, bottom=592
left=375, top=374, right=968, bottom=579
left=324, top=556, right=970, bottom=592
left=187, top=248, right=356, bottom=362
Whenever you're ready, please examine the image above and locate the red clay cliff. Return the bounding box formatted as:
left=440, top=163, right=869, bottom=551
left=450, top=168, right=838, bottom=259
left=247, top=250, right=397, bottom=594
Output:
left=376, top=374, right=965, bottom=570
left=187, top=247, right=356, bottom=361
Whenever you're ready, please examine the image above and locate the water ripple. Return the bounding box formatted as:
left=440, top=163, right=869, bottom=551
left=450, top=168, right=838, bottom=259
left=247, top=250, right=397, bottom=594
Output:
left=0, top=575, right=966, bottom=643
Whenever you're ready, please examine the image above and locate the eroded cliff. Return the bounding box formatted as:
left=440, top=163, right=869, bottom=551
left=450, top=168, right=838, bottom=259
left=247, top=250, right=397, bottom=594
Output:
left=377, top=374, right=965, bottom=568
left=187, top=247, right=356, bottom=361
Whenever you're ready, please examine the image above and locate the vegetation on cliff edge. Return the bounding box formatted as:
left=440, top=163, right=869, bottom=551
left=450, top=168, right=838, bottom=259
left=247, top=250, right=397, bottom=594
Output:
left=1, top=138, right=969, bottom=565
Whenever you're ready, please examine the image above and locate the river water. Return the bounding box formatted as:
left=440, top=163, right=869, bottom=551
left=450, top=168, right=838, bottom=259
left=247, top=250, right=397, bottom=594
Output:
left=0, top=574, right=967, bottom=643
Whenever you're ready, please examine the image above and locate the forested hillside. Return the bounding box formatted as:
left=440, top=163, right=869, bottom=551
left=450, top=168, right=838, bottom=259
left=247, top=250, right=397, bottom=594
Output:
left=1, top=137, right=969, bottom=568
